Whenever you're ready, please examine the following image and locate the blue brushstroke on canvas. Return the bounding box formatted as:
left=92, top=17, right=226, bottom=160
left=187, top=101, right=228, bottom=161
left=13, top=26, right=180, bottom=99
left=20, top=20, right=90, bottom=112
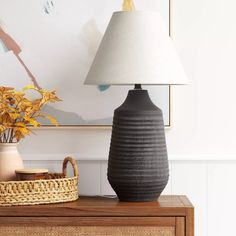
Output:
left=98, top=85, right=110, bottom=91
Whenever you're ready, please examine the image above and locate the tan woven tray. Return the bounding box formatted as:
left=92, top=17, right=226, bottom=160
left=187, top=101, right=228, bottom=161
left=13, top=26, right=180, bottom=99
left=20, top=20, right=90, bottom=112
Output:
left=0, top=157, right=79, bottom=206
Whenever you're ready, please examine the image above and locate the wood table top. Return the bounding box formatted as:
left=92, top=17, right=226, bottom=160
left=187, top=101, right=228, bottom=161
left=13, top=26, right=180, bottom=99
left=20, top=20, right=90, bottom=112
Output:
left=0, top=195, right=193, bottom=217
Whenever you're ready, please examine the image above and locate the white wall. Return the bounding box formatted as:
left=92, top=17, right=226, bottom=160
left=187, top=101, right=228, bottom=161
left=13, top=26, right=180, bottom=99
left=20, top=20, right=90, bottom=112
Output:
left=18, top=0, right=236, bottom=236
left=168, top=0, right=236, bottom=157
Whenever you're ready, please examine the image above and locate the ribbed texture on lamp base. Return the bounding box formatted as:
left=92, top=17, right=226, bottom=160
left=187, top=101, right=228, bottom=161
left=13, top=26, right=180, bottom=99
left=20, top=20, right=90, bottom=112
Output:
left=108, top=90, right=169, bottom=202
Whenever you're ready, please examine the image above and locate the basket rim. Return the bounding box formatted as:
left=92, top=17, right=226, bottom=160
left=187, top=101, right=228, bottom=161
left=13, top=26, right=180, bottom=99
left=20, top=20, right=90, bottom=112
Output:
left=0, top=176, right=78, bottom=185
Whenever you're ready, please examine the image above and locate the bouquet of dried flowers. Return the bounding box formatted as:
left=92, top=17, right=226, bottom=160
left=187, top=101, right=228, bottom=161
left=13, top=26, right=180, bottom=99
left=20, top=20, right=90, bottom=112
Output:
left=0, top=85, right=61, bottom=143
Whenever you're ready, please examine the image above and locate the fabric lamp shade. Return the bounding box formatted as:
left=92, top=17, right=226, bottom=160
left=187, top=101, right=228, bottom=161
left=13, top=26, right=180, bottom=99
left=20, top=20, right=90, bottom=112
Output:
left=85, top=11, right=188, bottom=85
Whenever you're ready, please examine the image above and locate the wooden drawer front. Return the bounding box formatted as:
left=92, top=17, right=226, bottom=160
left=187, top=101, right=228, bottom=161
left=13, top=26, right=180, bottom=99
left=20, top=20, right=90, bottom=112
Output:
left=0, top=226, right=175, bottom=236
left=0, top=216, right=185, bottom=236
left=0, top=216, right=176, bottom=226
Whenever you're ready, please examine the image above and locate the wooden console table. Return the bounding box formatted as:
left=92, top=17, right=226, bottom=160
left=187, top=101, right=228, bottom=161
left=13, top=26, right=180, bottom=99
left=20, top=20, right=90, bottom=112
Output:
left=0, top=195, right=194, bottom=236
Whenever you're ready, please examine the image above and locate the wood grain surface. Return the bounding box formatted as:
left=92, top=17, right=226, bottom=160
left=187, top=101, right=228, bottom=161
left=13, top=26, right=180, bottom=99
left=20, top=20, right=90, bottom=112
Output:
left=0, top=195, right=193, bottom=217
left=0, top=195, right=194, bottom=236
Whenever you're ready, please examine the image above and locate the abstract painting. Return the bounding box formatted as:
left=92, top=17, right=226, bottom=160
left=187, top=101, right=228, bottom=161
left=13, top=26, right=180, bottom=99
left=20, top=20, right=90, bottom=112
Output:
left=0, top=0, right=170, bottom=126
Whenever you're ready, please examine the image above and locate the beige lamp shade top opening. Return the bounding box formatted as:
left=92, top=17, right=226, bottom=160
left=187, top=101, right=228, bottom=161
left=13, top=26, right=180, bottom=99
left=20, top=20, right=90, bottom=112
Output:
left=84, top=11, right=188, bottom=86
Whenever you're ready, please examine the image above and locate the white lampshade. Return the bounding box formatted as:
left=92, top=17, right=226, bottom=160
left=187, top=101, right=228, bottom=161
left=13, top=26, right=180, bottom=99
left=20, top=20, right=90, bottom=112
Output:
left=85, top=11, right=188, bottom=85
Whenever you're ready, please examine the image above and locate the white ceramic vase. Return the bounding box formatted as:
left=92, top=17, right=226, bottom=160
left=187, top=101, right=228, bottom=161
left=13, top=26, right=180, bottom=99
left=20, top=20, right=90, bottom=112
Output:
left=0, top=143, right=24, bottom=181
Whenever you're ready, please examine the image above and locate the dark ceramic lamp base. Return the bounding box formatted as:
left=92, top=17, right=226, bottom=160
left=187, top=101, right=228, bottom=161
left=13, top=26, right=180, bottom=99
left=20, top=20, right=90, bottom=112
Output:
left=108, top=86, right=169, bottom=202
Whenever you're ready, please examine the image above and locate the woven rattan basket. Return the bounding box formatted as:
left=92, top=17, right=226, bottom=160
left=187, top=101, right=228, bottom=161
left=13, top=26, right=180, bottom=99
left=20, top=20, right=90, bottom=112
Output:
left=0, top=157, right=79, bottom=206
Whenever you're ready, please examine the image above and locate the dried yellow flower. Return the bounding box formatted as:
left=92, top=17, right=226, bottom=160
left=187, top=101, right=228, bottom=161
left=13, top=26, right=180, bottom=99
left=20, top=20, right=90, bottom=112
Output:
left=0, top=85, right=61, bottom=143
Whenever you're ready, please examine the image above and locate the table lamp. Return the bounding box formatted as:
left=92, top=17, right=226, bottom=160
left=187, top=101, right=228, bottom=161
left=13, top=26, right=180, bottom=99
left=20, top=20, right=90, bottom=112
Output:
left=85, top=11, right=188, bottom=201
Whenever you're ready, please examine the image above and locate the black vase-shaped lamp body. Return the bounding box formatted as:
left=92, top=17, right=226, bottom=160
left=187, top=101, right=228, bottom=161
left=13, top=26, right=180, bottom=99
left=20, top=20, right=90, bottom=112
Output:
left=108, top=88, right=169, bottom=202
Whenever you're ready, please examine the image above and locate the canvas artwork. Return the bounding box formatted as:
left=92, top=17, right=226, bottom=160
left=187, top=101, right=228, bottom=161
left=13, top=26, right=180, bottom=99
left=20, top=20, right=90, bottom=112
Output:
left=0, top=0, right=170, bottom=126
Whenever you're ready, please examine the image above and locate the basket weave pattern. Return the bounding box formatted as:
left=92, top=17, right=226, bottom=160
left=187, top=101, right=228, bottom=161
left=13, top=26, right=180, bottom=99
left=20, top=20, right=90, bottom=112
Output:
left=0, top=226, right=175, bottom=236
left=0, top=157, right=79, bottom=206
